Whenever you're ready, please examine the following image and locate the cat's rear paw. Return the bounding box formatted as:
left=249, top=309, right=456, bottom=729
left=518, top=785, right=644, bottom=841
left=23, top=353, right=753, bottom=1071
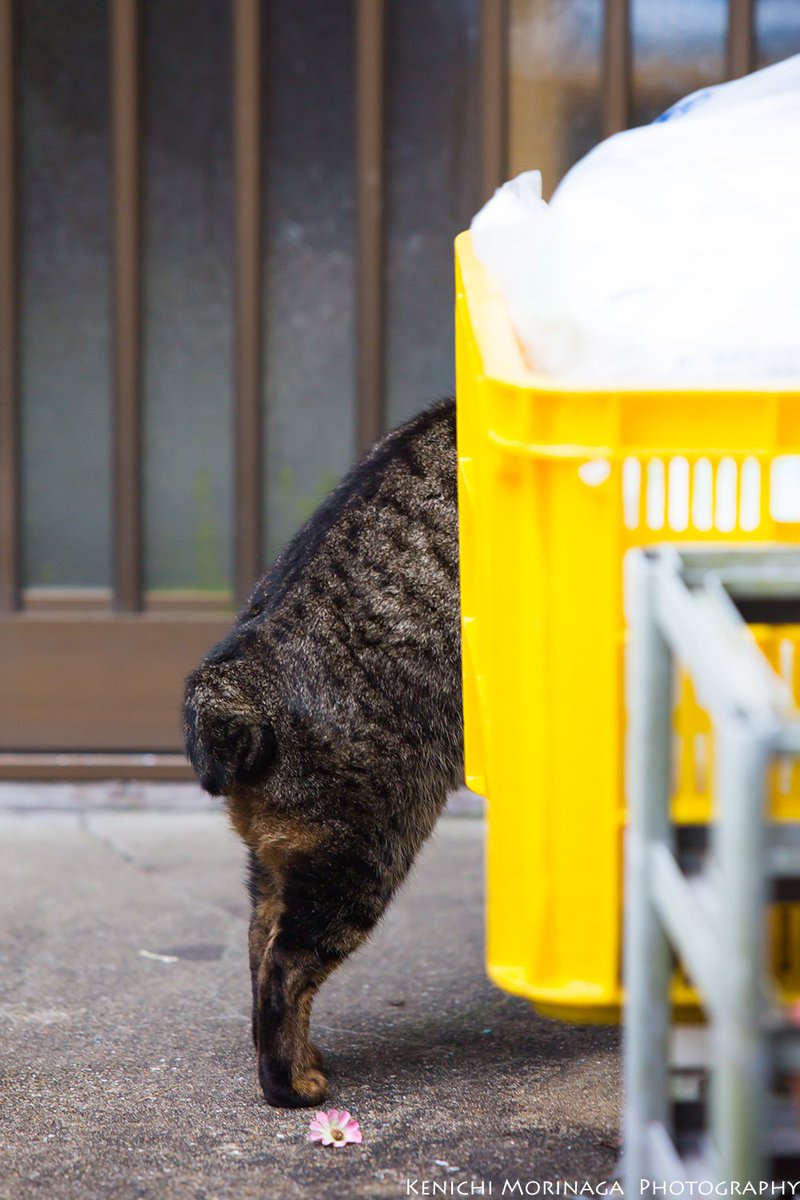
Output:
left=259, top=1058, right=328, bottom=1109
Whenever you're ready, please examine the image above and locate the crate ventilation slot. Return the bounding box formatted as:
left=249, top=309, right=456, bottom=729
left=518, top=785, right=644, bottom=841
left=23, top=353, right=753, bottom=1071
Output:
left=622, top=456, right=762, bottom=533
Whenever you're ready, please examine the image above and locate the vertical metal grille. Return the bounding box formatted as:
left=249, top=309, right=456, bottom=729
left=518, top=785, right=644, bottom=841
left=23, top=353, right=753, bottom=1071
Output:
left=355, top=0, right=386, bottom=457
left=602, top=0, right=631, bottom=136
left=232, top=0, right=264, bottom=607
left=599, top=1, right=756, bottom=145
left=3, top=0, right=767, bottom=616
left=727, top=0, right=756, bottom=79
left=111, top=0, right=143, bottom=612
left=0, top=0, right=18, bottom=612
left=479, top=0, right=508, bottom=204
left=0, top=0, right=792, bottom=774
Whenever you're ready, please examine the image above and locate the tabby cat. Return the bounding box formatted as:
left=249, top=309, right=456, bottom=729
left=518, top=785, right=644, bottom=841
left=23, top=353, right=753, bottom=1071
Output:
left=183, top=397, right=463, bottom=1108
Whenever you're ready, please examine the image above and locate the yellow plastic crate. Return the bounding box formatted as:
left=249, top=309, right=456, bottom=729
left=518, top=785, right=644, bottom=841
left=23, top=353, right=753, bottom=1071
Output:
left=455, top=229, right=800, bottom=1022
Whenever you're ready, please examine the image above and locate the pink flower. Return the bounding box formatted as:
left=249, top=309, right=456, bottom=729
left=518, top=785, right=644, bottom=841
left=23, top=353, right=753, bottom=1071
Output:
left=308, top=1109, right=363, bottom=1148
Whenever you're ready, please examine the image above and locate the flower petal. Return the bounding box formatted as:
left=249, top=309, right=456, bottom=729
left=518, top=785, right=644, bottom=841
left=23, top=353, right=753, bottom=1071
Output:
left=308, top=1112, right=334, bottom=1141
left=308, top=1107, right=363, bottom=1149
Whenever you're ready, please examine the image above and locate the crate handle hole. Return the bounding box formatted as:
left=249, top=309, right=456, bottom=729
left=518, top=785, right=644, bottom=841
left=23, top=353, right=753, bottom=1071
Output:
left=577, top=458, right=611, bottom=487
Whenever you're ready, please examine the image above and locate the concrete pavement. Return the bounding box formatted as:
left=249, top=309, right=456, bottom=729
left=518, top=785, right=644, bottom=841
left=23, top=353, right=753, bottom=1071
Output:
left=0, top=790, right=620, bottom=1199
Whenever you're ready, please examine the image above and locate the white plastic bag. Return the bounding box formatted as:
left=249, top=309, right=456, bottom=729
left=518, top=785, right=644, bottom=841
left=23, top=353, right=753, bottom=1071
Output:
left=471, top=55, right=800, bottom=386
left=469, top=170, right=550, bottom=357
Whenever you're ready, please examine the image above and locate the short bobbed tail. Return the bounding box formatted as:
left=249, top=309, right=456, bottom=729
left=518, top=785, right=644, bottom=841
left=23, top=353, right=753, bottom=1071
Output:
left=183, top=668, right=276, bottom=796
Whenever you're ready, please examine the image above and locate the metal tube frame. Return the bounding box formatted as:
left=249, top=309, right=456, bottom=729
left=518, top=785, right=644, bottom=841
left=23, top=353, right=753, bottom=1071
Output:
left=624, top=546, right=800, bottom=1191
left=624, top=549, right=675, bottom=1188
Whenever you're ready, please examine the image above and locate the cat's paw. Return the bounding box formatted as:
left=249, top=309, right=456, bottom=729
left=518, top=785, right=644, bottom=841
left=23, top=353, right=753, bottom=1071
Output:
left=259, top=1056, right=329, bottom=1109
left=289, top=1068, right=328, bottom=1107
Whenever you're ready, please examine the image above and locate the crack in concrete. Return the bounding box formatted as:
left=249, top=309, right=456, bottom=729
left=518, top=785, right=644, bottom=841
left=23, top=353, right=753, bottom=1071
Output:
left=77, top=814, right=249, bottom=938
left=78, top=813, right=144, bottom=871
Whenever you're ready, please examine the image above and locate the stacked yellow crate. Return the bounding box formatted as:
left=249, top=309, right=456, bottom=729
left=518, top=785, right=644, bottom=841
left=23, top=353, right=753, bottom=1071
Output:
left=455, top=230, right=800, bottom=1021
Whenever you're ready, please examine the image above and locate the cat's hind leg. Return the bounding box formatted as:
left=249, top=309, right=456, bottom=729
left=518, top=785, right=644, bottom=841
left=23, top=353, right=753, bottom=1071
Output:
left=255, top=944, right=335, bottom=1107
left=253, top=841, right=392, bottom=1108
left=247, top=850, right=280, bottom=1048
left=249, top=918, right=325, bottom=1073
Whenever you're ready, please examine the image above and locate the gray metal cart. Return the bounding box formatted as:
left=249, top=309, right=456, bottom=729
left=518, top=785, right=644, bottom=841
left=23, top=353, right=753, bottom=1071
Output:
left=624, top=545, right=800, bottom=1189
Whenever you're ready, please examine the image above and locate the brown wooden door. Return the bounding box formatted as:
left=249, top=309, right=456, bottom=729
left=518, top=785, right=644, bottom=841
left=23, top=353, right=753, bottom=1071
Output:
left=0, top=599, right=230, bottom=777
left=0, top=0, right=491, bottom=779
left=1, top=0, right=779, bottom=780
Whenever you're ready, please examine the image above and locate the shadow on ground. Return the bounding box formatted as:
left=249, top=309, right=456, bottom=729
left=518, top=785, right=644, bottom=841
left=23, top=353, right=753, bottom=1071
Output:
left=0, top=794, right=620, bottom=1200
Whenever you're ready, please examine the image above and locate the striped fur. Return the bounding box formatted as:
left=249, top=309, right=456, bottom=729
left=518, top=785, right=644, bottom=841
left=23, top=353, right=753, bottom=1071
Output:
left=183, top=398, right=463, bottom=1107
